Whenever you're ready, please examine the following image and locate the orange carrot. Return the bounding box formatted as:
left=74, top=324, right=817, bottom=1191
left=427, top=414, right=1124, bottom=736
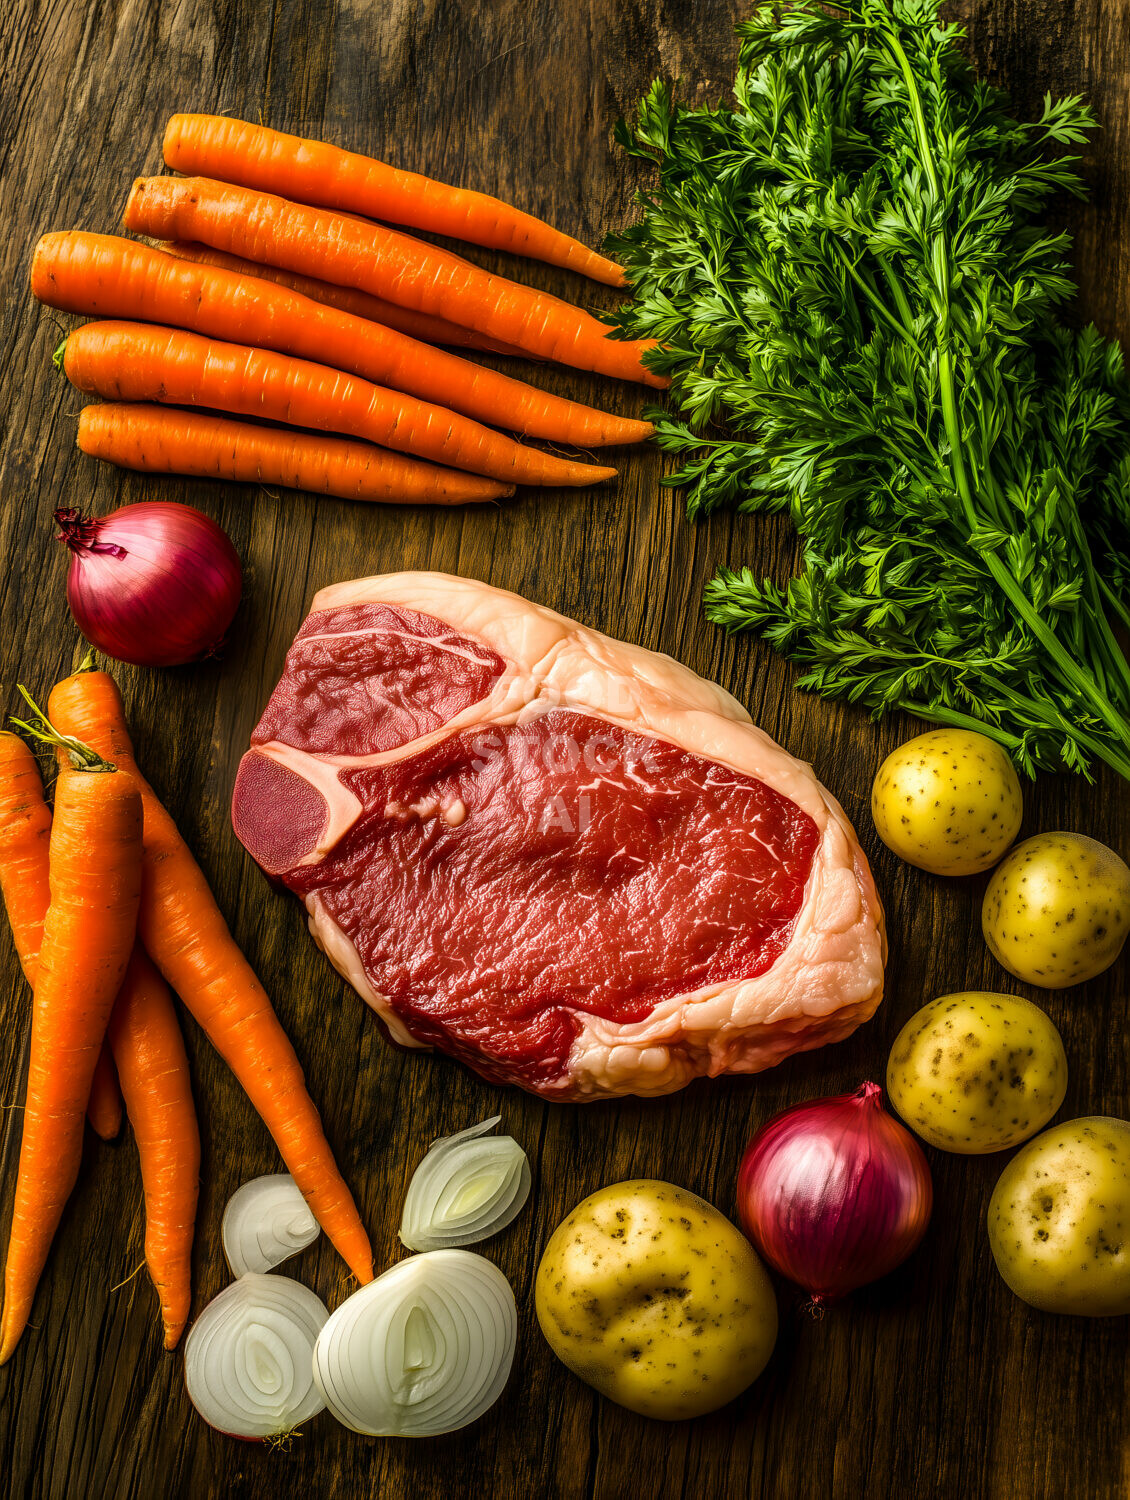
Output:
left=123, top=177, right=666, bottom=387
left=107, top=947, right=200, bottom=1349
left=2, top=730, right=197, bottom=1343
left=33, top=232, right=652, bottom=448
left=163, top=113, right=628, bottom=288
left=0, top=704, right=142, bottom=1364
left=86, top=1045, right=123, bottom=1140
left=161, top=241, right=536, bottom=359
left=0, top=731, right=122, bottom=1141
left=60, top=322, right=618, bottom=489
left=47, top=670, right=373, bottom=1286
left=77, top=405, right=514, bottom=507
left=0, top=734, right=52, bottom=978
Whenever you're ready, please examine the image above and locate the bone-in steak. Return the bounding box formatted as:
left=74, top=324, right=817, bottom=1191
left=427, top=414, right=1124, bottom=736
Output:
left=232, top=574, right=885, bottom=1099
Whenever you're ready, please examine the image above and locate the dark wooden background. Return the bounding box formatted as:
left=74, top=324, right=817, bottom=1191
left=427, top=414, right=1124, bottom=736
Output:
left=1, top=2, right=1127, bottom=1496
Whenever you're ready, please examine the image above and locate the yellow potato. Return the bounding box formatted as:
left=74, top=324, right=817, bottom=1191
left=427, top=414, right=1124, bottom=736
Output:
left=534, top=1179, right=776, bottom=1420
left=982, top=832, right=1130, bottom=987
left=988, top=1117, right=1130, bottom=1316
left=886, top=992, right=1066, bottom=1153
left=871, top=729, right=1022, bottom=876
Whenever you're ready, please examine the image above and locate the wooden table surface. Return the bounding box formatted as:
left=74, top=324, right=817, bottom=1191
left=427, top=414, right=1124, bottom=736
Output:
left=1, top=2, right=1127, bottom=1496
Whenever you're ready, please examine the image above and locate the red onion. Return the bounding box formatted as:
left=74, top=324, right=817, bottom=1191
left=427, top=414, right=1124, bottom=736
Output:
left=55, top=503, right=242, bottom=667
left=736, top=1082, right=932, bottom=1304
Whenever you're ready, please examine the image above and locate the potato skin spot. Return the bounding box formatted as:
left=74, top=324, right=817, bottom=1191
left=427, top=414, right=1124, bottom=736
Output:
left=982, top=833, right=1130, bottom=988
left=871, top=730, right=1022, bottom=876
left=988, top=1118, right=1130, bottom=1316
left=534, top=1179, right=778, bottom=1419
left=887, top=992, right=1066, bottom=1155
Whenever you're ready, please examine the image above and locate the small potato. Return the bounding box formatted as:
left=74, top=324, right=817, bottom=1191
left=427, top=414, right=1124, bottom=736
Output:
left=887, top=992, right=1066, bottom=1153
left=534, top=1179, right=776, bottom=1420
left=982, top=832, right=1130, bottom=987
left=871, top=729, right=1022, bottom=876
left=988, top=1117, right=1130, bottom=1316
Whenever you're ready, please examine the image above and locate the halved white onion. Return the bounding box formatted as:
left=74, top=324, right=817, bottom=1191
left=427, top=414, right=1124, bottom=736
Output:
left=312, top=1250, right=517, bottom=1436
left=399, top=1117, right=531, bottom=1251
left=222, top=1173, right=320, bottom=1276
left=184, top=1273, right=329, bottom=1439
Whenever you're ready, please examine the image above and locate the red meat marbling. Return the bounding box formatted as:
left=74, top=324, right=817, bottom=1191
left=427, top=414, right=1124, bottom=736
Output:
left=232, top=574, right=886, bottom=1100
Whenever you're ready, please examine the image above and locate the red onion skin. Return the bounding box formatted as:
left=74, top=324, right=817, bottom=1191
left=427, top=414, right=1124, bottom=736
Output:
left=736, top=1082, right=933, bottom=1303
left=55, top=503, right=242, bottom=668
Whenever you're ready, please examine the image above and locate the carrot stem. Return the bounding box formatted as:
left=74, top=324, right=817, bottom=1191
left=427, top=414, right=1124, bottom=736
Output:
left=10, top=687, right=113, bottom=772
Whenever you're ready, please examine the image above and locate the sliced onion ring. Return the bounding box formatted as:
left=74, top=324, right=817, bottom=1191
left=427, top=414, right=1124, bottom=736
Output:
left=184, top=1274, right=329, bottom=1439
left=222, top=1173, right=320, bottom=1276
left=399, top=1117, right=531, bottom=1252
left=313, top=1250, right=517, bottom=1436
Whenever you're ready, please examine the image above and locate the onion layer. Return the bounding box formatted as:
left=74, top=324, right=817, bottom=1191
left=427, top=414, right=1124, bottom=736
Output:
left=312, top=1250, right=517, bottom=1436
left=54, top=502, right=241, bottom=667
left=222, top=1174, right=320, bottom=1277
left=736, top=1081, right=933, bottom=1303
left=399, top=1117, right=531, bottom=1252
left=183, top=1274, right=329, bottom=1439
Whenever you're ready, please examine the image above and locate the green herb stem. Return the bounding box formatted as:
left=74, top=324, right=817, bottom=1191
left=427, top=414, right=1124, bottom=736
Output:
left=613, top=0, right=1130, bottom=780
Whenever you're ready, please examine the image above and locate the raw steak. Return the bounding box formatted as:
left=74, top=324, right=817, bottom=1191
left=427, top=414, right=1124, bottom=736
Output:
left=232, top=573, right=885, bottom=1100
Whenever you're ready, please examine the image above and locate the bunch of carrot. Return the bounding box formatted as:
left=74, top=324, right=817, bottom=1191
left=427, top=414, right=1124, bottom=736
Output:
left=0, top=663, right=372, bottom=1364
left=32, top=114, right=664, bottom=507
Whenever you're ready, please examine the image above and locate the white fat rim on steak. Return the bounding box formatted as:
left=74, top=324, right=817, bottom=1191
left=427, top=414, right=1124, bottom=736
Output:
left=261, top=572, right=887, bottom=1099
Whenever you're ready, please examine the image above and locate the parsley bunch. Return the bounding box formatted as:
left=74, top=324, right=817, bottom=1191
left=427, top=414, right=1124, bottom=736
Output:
left=611, top=0, right=1130, bottom=778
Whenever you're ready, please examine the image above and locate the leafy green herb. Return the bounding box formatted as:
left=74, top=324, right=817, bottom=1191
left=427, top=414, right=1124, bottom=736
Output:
left=610, top=0, right=1130, bottom=778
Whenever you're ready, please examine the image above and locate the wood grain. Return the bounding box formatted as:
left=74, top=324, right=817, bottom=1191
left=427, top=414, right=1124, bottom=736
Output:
left=0, top=2, right=1126, bottom=1496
